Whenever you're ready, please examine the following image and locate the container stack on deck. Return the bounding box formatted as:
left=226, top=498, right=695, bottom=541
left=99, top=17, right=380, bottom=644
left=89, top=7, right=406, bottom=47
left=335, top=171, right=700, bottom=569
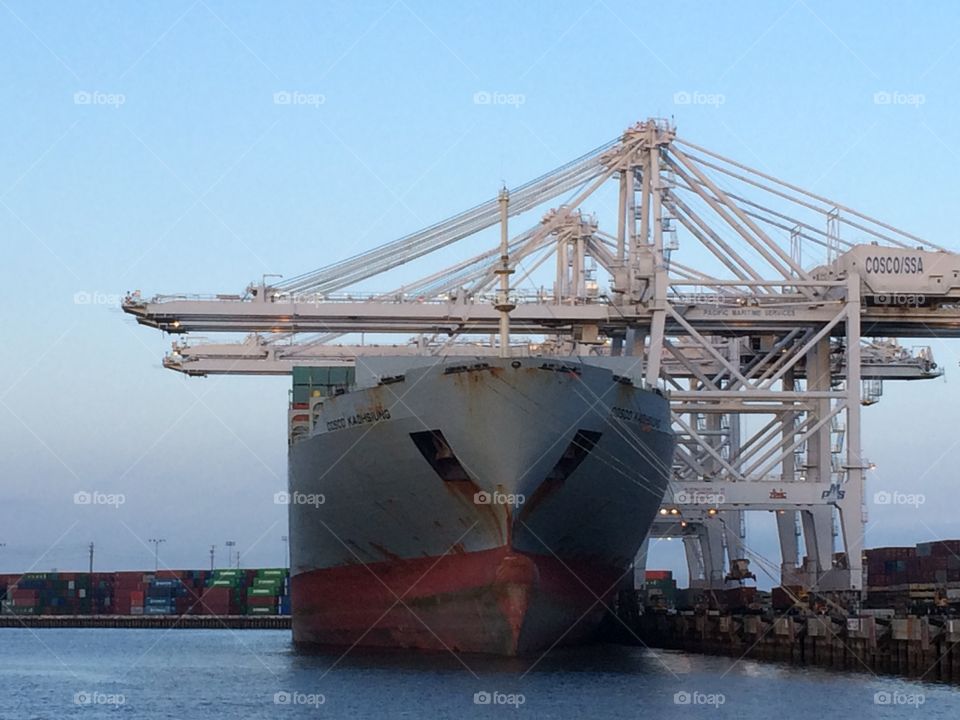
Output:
left=0, top=568, right=290, bottom=616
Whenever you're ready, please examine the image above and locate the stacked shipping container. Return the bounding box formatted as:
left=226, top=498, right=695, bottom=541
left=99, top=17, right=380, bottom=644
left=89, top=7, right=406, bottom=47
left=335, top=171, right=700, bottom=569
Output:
left=865, top=541, right=960, bottom=609
left=246, top=569, right=287, bottom=615
left=0, top=573, right=113, bottom=615
left=0, top=568, right=290, bottom=617
left=644, top=570, right=677, bottom=607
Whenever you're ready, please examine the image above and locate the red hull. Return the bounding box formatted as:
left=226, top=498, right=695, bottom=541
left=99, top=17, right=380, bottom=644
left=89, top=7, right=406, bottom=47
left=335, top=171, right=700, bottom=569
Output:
left=292, top=547, right=624, bottom=655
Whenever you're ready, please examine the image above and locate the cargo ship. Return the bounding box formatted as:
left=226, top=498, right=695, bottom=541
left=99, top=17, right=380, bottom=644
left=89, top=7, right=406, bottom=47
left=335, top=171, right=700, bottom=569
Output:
left=287, top=355, right=674, bottom=655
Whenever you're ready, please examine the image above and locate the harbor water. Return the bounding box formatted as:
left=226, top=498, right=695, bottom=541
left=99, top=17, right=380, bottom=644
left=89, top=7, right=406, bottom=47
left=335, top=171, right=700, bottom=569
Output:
left=2, top=628, right=958, bottom=718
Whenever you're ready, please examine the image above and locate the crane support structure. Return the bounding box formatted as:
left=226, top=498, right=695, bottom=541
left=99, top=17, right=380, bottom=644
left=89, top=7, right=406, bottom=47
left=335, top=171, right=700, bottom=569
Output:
left=124, top=118, right=959, bottom=599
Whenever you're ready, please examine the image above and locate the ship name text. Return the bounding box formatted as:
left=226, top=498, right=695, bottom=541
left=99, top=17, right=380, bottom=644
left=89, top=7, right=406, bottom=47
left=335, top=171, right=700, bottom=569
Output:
left=326, top=406, right=392, bottom=432
left=611, top=406, right=660, bottom=429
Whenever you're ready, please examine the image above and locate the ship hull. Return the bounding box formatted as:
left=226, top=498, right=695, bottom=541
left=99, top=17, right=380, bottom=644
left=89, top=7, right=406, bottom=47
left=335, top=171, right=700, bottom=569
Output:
left=288, top=357, right=673, bottom=655
left=291, top=546, right=625, bottom=655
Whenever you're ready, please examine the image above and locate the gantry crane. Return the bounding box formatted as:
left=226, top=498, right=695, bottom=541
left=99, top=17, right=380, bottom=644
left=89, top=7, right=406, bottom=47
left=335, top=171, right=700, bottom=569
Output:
left=124, top=118, right=960, bottom=600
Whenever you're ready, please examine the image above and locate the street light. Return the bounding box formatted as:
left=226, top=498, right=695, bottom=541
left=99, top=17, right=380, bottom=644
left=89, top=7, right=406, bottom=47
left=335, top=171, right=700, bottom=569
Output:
left=281, top=535, right=289, bottom=568
left=225, top=540, right=237, bottom=569
left=148, top=538, right=166, bottom=572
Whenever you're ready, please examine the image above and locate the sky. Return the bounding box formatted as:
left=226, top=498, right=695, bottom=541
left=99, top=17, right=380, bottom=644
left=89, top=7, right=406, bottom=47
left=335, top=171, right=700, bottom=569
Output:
left=2, top=0, right=960, bottom=581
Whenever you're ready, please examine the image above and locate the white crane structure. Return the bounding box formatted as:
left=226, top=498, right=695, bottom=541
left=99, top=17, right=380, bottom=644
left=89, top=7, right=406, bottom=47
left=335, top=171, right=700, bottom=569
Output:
left=124, top=118, right=960, bottom=601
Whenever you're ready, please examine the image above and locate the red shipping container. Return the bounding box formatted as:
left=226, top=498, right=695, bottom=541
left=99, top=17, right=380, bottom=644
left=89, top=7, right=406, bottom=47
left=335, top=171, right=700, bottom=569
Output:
left=723, top=586, right=757, bottom=609
left=156, top=570, right=187, bottom=580
left=198, top=587, right=237, bottom=615
left=114, top=572, right=146, bottom=589
left=188, top=602, right=209, bottom=616
left=931, top=540, right=960, bottom=557
left=771, top=586, right=804, bottom=610
left=247, top=595, right=277, bottom=607
left=11, top=589, right=39, bottom=604
left=868, top=547, right=916, bottom=561
left=645, top=570, right=672, bottom=581
left=202, top=587, right=232, bottom=600
left=906, top=557, right=921, bottom=583
left=200, top=598, right=236, bottom=612
left=198, top=603, right=233, bottom=616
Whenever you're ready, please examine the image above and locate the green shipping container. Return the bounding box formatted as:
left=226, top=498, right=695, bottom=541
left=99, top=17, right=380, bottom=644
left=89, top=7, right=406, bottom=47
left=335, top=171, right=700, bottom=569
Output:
left=252, top=579, right=283, bottom=589
left=213, top=569, right=242, bottom=578
left=248, top=587, right=279, bottom=597
left=257, top=569, right=286, bottom=578
left=246, top=606, right=276, bottom=615
left=208, top=579, right=241, bottom=588
left=292, top=366, right=356, bottom=402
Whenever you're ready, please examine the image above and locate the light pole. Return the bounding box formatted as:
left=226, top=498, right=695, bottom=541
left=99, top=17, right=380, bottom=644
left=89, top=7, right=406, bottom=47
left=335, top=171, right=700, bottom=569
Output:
left=148, top=538, right=166, bottom=572
left=225, top=540, right=236, bottom=569
left=281, top=535, right=289, bottom=568
left=209, top=545, right=216, bottom=571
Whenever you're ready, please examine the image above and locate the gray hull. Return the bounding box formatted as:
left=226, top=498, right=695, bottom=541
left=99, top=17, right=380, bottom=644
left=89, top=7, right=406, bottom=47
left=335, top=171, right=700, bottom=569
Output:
left=288, top=357, right=674, bottom=654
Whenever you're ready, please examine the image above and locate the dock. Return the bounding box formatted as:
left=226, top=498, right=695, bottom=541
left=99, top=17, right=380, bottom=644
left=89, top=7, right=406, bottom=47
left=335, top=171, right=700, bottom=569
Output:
left=0, top=614, right=290, bottom=630
left=629, top=611, right=960, bottom=682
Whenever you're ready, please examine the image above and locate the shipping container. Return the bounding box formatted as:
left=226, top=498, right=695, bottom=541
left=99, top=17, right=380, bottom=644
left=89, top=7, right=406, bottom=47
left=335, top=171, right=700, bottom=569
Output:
left=144, top=606, right=172, bottom=615
left=772, top=586, right=806, bottom=611
left=258, top=569, right=286, bottom=578
left=644, top=570, right=673, bottom=581
left=247, top=587, right=279, bottom=597
left=246, top=605, right=276, bottom=615
left=0, top=567, right=289, bottom=617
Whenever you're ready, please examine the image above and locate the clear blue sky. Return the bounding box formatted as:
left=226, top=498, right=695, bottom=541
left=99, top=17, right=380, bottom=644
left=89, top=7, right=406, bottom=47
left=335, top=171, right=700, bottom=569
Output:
left=2, top=0, right=960, bottom=579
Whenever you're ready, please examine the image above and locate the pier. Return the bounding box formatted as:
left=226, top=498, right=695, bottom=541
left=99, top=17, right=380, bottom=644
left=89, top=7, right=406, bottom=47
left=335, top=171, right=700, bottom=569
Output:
left=0, top=614, right=290, bottom=630
left=625, top=611, right=960, bottom=682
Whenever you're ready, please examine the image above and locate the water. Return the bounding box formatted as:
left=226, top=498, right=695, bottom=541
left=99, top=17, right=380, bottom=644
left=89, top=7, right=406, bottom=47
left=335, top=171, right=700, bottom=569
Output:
left=2, top=629, right=958, bottom=718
